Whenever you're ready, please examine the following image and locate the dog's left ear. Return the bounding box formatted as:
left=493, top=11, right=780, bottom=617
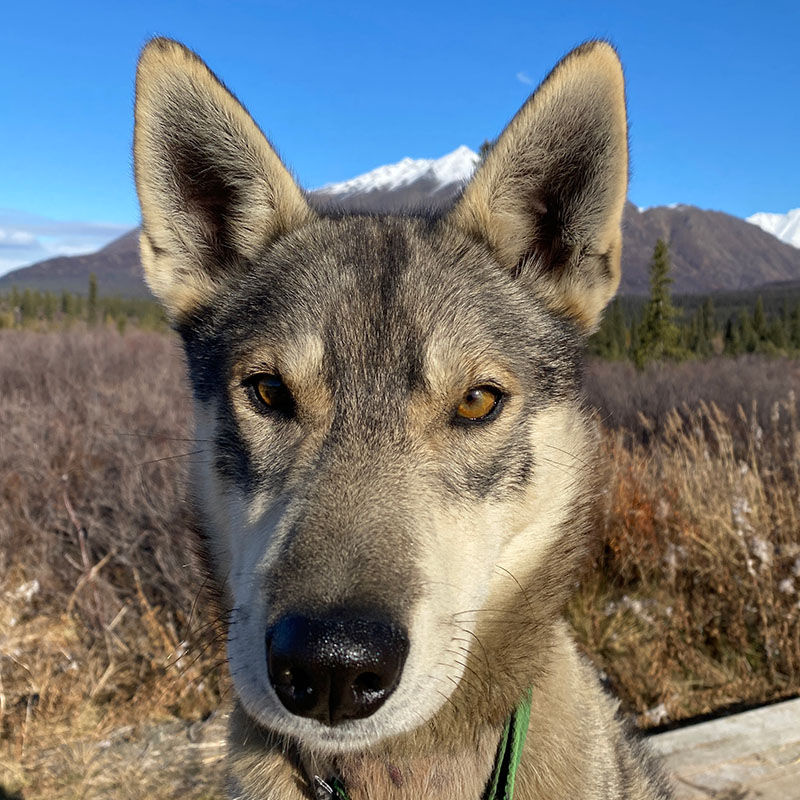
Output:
left=448, top=42, right=628, bottom=332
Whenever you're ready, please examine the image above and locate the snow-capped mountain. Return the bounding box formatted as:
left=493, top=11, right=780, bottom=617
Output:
left=747, top=209, right=800, bottom=250
left=3, top=143, right=800, bottom=297
left=316, top=145, right=479, bottom=198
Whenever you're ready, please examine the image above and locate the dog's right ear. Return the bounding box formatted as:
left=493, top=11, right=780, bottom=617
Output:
left=134, top=38, right=314, bottom=319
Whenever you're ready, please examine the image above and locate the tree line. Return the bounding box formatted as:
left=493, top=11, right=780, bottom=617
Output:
left=589, top=239, right=800, bottom=366
left=0, top=274, right=167, bottom=332
left=2, top=254, right=799, bottom=365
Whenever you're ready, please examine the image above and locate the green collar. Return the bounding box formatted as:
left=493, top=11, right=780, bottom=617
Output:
left=483, top=688, right=533, bottom=800
left=314, top=688, right=533, bottom=800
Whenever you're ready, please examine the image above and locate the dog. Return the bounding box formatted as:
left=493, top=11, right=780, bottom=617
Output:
left=133, top=37, right=673, bottom=799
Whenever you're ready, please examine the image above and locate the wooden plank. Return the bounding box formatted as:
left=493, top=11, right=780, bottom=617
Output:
left=650, top=699, right=800, bottom=799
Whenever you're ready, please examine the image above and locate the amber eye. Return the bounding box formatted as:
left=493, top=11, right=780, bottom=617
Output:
left=249, top=374, right=294, bottom=415
left=455, top=386, right=502, bottom=423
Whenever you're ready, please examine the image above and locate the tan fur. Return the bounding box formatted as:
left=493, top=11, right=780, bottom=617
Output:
left=216, top=400, right=665, bottom=799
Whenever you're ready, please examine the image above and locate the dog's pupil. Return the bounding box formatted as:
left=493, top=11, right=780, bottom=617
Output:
left=460, top=388, right=494, bottom=419
left=258, top=375, right=284, bottom=406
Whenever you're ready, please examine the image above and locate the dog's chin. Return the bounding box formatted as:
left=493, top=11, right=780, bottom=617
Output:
left=233, top=676, right=452, bottom=755
left=238, top=697, right=408, bottom=754
left=263, top=714, right=399, bottom=755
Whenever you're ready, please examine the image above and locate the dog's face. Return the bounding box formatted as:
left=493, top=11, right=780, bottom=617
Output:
left=134, top=39, right=627, bottom=754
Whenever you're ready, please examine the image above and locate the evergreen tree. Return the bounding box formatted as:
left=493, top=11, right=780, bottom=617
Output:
left=629, top=316, right=640, bottom=363
left=701, top=297, right=716, bottom=344
left=87, top=273, right=98, bottom=325
left=724, top=317, right=741, bottom=355
left=739, top=309, right=758, bottom=353
left=790, top=305, right=800, bottom=350
left=752, top=295, right=767, bottom=340
left=20, top=289, right=35, bottom=321
left=635, top=239, right=682, bottom=367
left=611, top=299, right=627, bottom=358
left=689, top=308, right=711, bottom=357
left=767, top=318, right=786, bottom=350
left=43, top=291, right=57, bottom=321
left=684, top=312, right=696, bottom=352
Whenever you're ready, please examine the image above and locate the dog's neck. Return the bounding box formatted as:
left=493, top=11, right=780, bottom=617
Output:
left=228, top=705, right=504, bottom=800
left=297, top=727, right=502, bottom=800
left=228, top=697, right=507, bottom=799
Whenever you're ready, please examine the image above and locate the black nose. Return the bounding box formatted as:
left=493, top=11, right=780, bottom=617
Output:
left=266, top=612, right=409, bottom=726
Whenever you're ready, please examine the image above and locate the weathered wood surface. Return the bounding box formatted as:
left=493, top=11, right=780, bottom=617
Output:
left=651, top=698, right=800, bottom=799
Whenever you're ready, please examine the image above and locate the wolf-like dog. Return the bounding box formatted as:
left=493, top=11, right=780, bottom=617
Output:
left=133, top=38, right=673, bottom=799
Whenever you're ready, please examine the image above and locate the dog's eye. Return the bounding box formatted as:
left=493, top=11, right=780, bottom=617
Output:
left=248, top=374, right=294, bottom=416
left=455, top=386, right=503, bottom=423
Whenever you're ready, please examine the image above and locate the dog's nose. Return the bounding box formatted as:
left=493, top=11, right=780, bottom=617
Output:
left=266, top=612, right=409, bottom=725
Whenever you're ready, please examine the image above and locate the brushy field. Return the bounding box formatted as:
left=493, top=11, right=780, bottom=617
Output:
left=1, top=329, right=799, bottom=798
left=576, top=357, right=800, bottom=726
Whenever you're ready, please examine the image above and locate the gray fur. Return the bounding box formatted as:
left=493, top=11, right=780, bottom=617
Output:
left=134, top=37, right=673, bottom=799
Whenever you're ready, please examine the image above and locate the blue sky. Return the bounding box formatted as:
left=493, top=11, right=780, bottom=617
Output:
left=1, top=1, right=798, bottom=273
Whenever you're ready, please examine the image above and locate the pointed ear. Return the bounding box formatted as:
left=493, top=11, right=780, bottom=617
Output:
left=134, top=38, right=314, bottom=319
left=449, top=42, right=628, bottom=331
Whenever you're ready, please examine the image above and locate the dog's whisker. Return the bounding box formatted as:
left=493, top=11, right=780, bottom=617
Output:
left=100, top=426, right=212, bottom=444
left=540, top=441, right=592, bottom=469
left=455, top=627, right=493, bottom=676
left=442, top=650, right=490, bottom=694
left=135, top=449, right=208, bottom=467
left=494, top=565, right=535, bottom=618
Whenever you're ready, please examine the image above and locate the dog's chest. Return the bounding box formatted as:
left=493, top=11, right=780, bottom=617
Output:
left=301, top=734, right=499, bottom=800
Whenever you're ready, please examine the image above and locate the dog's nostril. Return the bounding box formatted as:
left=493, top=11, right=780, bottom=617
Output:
left=351, top=671, right=387, bottom=709
left=354, top=671, right=382, bottom=694
left=273, top=667, right=317, bottom=711
left=266, top=612, right=408, bottom=726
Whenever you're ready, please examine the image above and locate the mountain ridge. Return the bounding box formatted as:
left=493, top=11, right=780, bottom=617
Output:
left=1, top=148, right=798, bottom=297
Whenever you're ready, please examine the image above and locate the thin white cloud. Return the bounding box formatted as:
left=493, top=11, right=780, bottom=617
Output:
left=0, top=210, right=132, bottom=277
left=516, top=71, right=534, bottom=86
left=0, top=229, right=37, bottom=246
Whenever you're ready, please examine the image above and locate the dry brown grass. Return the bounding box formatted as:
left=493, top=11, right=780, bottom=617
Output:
left=0, top=328, right=227, bottom=798
left=574, top=359, right=800, bottom=727
left=1, top=330, right=799, bottom=796
left=585, top=356, right=800, bottom=441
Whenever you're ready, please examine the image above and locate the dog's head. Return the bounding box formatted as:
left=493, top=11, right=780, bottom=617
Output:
left=134, top=39, right=627, bottom=754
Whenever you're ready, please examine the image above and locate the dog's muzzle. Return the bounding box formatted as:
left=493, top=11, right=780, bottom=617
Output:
left=266, top=611, right=409, bottom=726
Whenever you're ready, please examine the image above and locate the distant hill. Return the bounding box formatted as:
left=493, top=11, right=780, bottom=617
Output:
left=0, top=229, right=147, bottom=297
left=2, top=148, right=799, bottom=298
left=619, top=203, right=800, bottom=295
